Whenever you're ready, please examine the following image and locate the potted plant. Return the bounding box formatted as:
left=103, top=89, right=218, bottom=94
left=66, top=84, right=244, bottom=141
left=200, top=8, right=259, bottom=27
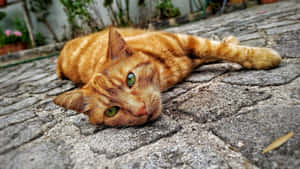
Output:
left=0, top=0, right=6, bottom=7
left=259, top=0, right=279, bottom=4
left=155, top=0, right=181, bottom=20
left=0, top=29, right=29, bottom=55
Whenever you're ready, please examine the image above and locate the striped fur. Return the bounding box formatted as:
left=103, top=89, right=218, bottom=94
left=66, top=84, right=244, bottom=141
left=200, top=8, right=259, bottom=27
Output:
left=53, top=27, right=281, bottom=126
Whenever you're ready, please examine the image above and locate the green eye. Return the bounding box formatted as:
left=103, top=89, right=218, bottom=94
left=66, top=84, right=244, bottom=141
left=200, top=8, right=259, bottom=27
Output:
left=104, top=106, right=120, bottom=117
left=126, top=72, right=135, bottom=88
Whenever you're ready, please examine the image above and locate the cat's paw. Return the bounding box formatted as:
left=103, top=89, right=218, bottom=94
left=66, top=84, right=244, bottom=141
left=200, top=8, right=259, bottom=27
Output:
left=222, top=36, right=239, bottom=45
left=243, top=48, right=282, bottom=69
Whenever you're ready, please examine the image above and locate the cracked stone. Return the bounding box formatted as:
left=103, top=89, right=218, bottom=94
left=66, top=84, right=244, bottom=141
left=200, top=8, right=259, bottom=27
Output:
left=29, top=74, right=58, bottom=86
left=266, top=24, right=300, bottom=35
left=291, top=86, right=300, bottom=100
left=47, top=83, right=76, bottom=96
left=178, top=83, right=270, bottom=122
left=20, top=73, right=50, bottom=83
left=29, top=85, right=57, bottom=94
left=0, top=120, right=42, bottom=154
left=15, top=69, right=44, bottom=82
left=37, top=110, right=54, bottom=123
left=0, top=96, right=23, bottom=107
left=0, top=84, right=19, bottom=96
left=0, top=110, right=36, bottom=129
left=70, top=114, right=105, bottom=136
left=88, top=115, right=181, bottom=159
left=286, top=13, right=300, bottom=20
left=212, top=105, right=300, bottom=169
left=257, top=20, right=296, bottom=29
left=233, top=27, right=257, bottom=37
left=238, top=33, right=261, bottom=42
left=35, top=98, right=58, bottom=111
left=112, top=124, right=258, bottom=169
left=0, top=63, right=33, bottom=83
left=269, top=11, right=296, bottom=19
left=162, top=87, right=188, bottom=103
left=222, top=63, right=300, bottom=86
left=185, top=62, right=242, bottom=83
left=240, top=38, right=265, bottom=47
left=4, top=142, right=70, bottom=169
left=0, top=97, right=40, bottom=116
left=186, top=71, right=223, bottom=83
left=34, top=58, right=56, bottom=69
left=274, top=30, right=300, bottom=58
left=0, top=78, right=19, bottom=88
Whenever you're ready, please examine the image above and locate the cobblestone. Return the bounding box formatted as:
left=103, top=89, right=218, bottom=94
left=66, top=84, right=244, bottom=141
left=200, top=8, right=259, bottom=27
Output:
left=0, top=110, right=36, bottom=129
left=112, top=124, right=258, bottom=169
left=256, top=20, right=296, bottom=29
left=213, top=105, right=300, bottom=169
left=178, top=83, right=270, bottom=122
left=0, top=97, right=40, bottom=116
left=0, top=0, right=300, bottom=168
left=0, top=120, right=42, bottom=154
left=88, top=115, right=181, bottom=159
left=185, top=62, right=242, bottom=83
left=222, top=63, right=300, bottom=86
left=4, top=142, right=71, bottom=169
left=266, top=23, right=300, bottom=35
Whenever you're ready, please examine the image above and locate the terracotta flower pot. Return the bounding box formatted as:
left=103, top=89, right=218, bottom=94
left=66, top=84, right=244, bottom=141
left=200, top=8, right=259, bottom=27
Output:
left=0, top=43, right=28, bottom=55
left=260, top=0, right=279, bottom=4
left=0, top=0, right=6, bottom=6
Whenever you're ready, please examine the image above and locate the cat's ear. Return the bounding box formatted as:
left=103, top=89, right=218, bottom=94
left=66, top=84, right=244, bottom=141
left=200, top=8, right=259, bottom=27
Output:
left=107, top=27, right=133, bottom=60
left=53, top=89, right=88, bottom=113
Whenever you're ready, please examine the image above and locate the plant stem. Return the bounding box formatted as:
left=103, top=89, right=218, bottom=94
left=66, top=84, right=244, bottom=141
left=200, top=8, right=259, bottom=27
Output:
left=21, top=0, right=36, bottom=47
left=42, top=20, right=59, bottom=42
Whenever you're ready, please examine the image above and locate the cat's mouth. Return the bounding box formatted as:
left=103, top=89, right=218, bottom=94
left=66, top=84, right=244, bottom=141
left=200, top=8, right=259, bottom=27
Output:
left=132, top=103, right=160, bottom=121
left=145, top=101, right=161, bottom=121
left=147, top=114, right=153, bottom=121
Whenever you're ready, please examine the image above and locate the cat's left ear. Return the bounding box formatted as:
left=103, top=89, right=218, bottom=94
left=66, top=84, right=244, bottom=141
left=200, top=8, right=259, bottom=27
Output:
left=53, top=89, right=89, bottom=114
left=107, top=27, right=133, bottom=61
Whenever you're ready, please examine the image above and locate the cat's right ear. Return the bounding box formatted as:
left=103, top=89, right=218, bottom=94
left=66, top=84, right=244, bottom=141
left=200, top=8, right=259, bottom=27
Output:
left=107, top=27, right=133, bottom=61
left=53, top=89, right=88, bottom=114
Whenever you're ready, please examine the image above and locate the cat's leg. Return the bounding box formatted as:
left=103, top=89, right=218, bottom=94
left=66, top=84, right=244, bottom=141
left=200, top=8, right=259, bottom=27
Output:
left=192, top=36, right=239, bottom=65
left=177, top=34, right=281, bottom=69
left=222, top=36, right=239, bottom=45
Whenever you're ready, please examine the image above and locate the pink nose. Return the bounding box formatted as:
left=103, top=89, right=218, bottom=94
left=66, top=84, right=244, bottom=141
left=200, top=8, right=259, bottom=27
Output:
left=135, top=105, right=147, bottom=116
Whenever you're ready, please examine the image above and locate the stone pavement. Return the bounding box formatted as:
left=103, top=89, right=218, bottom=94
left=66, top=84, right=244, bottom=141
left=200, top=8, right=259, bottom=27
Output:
left=1, top=1, right=300, bottom=168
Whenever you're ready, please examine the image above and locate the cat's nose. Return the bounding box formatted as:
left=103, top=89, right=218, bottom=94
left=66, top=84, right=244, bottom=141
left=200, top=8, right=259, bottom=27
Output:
left=135, top=104, right=147, bottom=116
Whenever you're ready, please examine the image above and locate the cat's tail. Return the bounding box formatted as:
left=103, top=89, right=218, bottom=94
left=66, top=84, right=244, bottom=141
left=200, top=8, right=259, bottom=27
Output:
left=177, top=34, right=281, bottom=69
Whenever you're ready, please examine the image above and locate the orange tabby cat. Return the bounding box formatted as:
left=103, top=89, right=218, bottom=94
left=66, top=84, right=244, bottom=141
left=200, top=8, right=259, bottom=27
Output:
left=53, top=27, right=281, bottom=126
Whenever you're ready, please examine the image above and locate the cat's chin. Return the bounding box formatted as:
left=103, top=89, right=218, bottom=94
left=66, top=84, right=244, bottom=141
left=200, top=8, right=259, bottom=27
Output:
left=147, top=103, right=162, bottom=122
left=145, top=92, right=162, bottom=121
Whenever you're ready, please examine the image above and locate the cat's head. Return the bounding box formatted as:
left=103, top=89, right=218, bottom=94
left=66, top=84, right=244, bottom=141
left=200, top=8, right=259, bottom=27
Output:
left=53, top=27, right=162, bottom=126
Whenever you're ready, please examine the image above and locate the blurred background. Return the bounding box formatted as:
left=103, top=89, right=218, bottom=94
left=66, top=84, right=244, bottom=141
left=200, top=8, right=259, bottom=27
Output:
left=0, top=0, right=278, bottom=53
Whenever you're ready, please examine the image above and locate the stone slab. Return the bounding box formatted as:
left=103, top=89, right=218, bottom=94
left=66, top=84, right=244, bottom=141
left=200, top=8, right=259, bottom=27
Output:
left=3, top=142, right=70, bottom=169
left=222, top=63, right=300, bottom=86
left=0, top=110, right=36, bottom=129
left=185, top=62, right=242, bottom=83
left=266, top=24, right=300, bottom=35
left=212, top=105, right=300, bottom=169
left=0, top=97, right=40, bottom=116
left=112, top=124, right=258, bottom=169
left=274, top=30, right=300, bottom=58
left=0, top=120, right=42, bottom=154
left=257, top=20, right=296, bottom=29
left=88, top=115, right=181, bottom=159
left=178, top=82, right=270, bottom=122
